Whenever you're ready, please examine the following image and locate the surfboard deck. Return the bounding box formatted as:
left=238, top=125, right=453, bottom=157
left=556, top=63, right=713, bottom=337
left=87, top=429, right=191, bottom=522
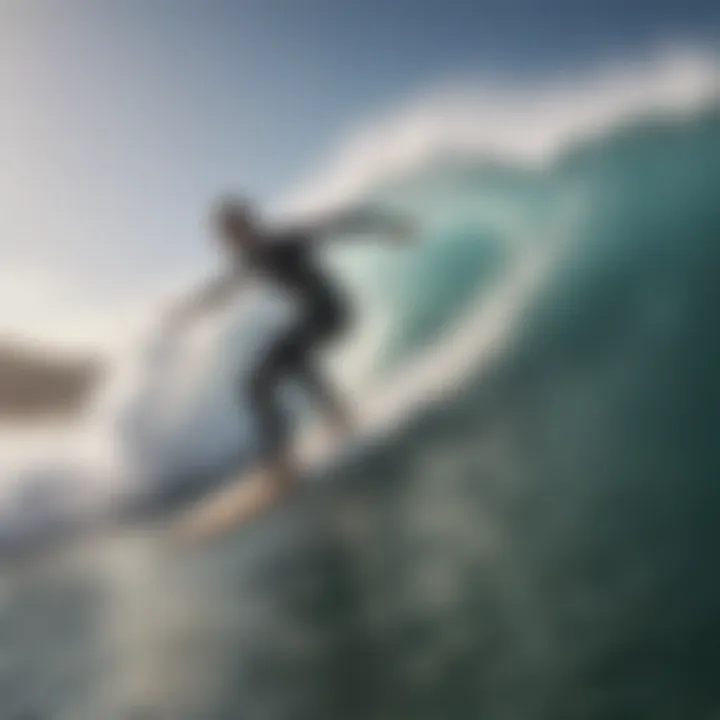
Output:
left=168, top=421, right=377, bottom=542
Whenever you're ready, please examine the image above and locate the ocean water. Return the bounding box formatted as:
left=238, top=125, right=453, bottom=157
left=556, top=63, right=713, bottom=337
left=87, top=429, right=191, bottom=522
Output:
left=1, top=97, right=720, bottom=717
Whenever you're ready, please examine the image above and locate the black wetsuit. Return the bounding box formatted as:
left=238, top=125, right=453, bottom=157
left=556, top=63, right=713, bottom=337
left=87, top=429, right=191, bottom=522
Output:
left=245, top=232, right=348, bottom=457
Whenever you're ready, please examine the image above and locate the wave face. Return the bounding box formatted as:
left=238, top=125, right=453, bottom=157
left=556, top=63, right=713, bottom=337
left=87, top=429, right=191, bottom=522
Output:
left=1, top=95, right=720, bottom=717
left=178, top=106, right=720, bottom=720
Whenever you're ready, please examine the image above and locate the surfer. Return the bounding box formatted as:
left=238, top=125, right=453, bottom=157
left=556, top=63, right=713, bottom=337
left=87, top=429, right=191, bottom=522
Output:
left=165, top=196, right=413, bottom=538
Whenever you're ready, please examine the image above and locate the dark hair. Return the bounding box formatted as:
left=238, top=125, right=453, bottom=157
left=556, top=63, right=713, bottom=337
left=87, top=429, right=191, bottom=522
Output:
left=213, top=195, right=257, bottom=226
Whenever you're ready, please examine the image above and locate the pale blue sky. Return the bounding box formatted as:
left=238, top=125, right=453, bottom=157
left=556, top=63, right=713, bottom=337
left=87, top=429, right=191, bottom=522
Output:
left=0, top=0, right=717, bottom=347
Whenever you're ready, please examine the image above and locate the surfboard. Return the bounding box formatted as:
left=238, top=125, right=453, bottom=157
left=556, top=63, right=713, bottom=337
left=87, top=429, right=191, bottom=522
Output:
left=168, top=409, right=381, bottom=543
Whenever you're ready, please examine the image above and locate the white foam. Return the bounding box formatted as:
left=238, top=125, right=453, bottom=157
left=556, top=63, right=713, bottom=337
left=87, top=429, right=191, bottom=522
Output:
left=281, top=48, right=719, bottom=220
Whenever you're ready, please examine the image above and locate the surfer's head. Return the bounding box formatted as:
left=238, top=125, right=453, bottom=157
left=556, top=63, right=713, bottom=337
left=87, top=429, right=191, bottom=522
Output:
left=212, top=195, right=261, bottom=254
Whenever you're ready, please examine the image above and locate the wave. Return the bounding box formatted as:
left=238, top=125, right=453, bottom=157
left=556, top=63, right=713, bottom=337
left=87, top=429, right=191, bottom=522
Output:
left=281, top=48, right=719, bottom=219
left=0, top=55, right=718, bottom=552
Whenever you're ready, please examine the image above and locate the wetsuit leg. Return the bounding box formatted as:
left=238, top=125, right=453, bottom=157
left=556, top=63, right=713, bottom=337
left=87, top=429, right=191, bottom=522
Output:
left=246, top=326, right=304, bottom=460
left=294, top=353, right=341, bottom=416
left=246, top=299, right=349, bottom=460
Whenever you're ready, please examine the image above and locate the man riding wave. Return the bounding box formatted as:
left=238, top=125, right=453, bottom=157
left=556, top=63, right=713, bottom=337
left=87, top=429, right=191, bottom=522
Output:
left=166, top=196, right=413, bottom=538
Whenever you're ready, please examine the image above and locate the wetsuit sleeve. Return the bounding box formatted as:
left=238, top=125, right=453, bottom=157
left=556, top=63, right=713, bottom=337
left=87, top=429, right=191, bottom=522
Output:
left=280, top=204, right=413, bottom=243
left=262, top=232, right=312, bottom=265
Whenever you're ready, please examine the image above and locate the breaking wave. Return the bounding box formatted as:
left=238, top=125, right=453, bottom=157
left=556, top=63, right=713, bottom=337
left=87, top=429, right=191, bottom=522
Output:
left=0, top=50, right=717, bottom=551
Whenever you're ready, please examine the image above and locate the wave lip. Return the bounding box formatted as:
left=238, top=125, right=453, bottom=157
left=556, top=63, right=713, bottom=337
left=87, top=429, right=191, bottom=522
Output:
left=282, top=48, right=719, bottom=219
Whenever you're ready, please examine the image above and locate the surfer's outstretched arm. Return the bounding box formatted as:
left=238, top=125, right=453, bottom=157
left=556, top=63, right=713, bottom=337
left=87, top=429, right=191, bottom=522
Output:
left=163, top=272, right=242, bottom=330
left=288, top=204, right=416, bottom=244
